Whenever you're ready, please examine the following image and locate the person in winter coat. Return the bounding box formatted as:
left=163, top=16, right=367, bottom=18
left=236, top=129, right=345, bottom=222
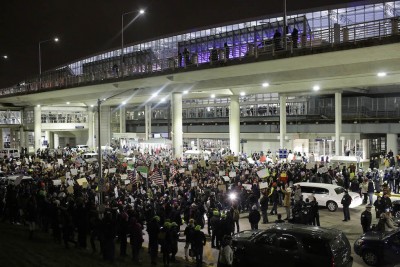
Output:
left=374, top=195, right=384, bottom=219
left=260, top=190, right=269, bottom=224
left=147, top=215, right=161, bottom=265
left=282, top=186, right=292, bottom=220
left=218, top=235, right=233, bottom=267
left=192, top=225, right=206, bottom=267
left=367, top=179, right=375, bottom=205
left=184, top=219, right=196, bottom=261
left=248, top=205, right=261, bottom=230
left=129, top=217, right=144, bottom=263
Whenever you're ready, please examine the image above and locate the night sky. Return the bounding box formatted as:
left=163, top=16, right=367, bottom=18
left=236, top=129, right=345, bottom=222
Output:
left=0, top=0, right=355, bottom=88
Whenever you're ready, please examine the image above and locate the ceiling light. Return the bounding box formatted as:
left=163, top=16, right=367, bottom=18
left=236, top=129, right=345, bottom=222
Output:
left=240, top=92, right=245, bottom=96
left=122, top=101, right=126, bottom=105
left=37, top=104, right=41, bottom=107
left=152, top=92, right=158, bottom=97
left=211, top=94, right=215, bottom=98
left=377, top=72, right=387, bottom=77
left=139, top=9, right=145, bottom=14
left=160, top=97, right=166, bottom=102
left=90, top=105, right=94, bottom=108
left=3, top=55, right=7, bottom=59
left=262, top=82, right=269, bottom=87
left=313, top=85, right=320, bottom=91
left=183, top=90, right=188, bottom=95
left=54, top=37, right=59, bottom=42
left=66, top=101, right=70, bottom=105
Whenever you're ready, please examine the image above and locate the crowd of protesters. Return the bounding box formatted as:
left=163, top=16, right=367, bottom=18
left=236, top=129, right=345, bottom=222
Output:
left=0, top=145, right=398, bottom=266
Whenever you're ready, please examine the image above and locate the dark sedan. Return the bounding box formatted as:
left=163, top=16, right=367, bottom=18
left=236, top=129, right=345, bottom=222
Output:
left=354, top=228, right=400, bottom=266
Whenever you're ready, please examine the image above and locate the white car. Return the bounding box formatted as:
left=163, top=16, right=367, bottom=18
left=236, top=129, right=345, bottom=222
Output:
left=294, top=182, right=362, bottom=212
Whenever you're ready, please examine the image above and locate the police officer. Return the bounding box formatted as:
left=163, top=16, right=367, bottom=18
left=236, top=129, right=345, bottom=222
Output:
left=360, top=205, right=372, bottom=233
left=341, top=190, right=352, bottom=222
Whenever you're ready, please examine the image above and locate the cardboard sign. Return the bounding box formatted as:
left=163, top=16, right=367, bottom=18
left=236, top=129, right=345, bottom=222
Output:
left=247, top=157, right=255, bottom=164
left=260, top=182, right=269, bottom=189
left=67, top=186, right=74, bottom=194
left=242, top=184, right=252, bottom=190
left=109, top=168, right=116, bottom=174
left=178, top=168, right=185, bottom=173
left=257, top=169, right=269, bottom=178
left=120, top=174, right=128, bottom=180
left=66, top=172, right=71, bottom=179
left=52, top=179, right=62, bottom=186
left=70, top=169, right=78, bottom=176
left=191, top=181, right=198, bottom=188
left=219, top=170, right=225, bottom=176
left=233, top=162, right=239, bottom=166
left=218, top=184, right=226, bottom=192
left=77, top=178, right=88, bottom=188
left=317, top=166, right=328, bottom=174
left=200, top=160, right=206, bottom=167
left=306, top=162, right=315, bottom=169
left=222, top=176, right=230, bottom=182
left=229, top=171, right=236, bottom=178
left=90, top=174, right=96, bottom=179
left=124, top=179, right=130, bottom=185
left=58, top=159, right=64, bottom=165
left=188, top=165, right=193, bottom=171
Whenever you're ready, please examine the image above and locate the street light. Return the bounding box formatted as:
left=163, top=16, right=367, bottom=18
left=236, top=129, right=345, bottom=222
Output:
left=121, top=9, right=145, bottom=77
left=39, top=37, right=59, bottom=83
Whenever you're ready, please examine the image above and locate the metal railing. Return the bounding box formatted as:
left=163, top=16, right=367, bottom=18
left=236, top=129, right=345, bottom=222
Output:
left=1, top=17, right=399, bottom=98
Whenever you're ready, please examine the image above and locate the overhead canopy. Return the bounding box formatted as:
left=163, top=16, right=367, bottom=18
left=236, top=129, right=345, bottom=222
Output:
left=184, top=149, right=211, bottom=155
left=139, top=138, right=172, bottom=145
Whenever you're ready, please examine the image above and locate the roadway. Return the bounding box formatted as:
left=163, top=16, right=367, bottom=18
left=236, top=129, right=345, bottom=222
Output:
left=140, top=196, right=399, bottom=267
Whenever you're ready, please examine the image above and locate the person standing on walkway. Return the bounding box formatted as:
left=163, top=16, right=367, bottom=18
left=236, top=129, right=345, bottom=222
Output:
left=282, top=186, right=291, bottom=220
left=260, top=190, right=269, bottom=224
left=192, top=225, right=206, bottom=267
left=248, top=205, right=261, bottom=230
left=341, top=190, right=352, bottom=222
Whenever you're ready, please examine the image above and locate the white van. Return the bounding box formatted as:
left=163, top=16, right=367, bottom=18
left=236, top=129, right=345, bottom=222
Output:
left=294, top=182, right=362, bottom=212
left=0, top=149, right=20, bottom=159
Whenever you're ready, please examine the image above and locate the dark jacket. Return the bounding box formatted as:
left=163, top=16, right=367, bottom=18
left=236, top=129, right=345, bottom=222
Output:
left=248, top=210, right=261, bottom=224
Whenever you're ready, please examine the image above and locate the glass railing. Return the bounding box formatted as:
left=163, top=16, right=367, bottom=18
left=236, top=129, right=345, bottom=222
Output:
left=0, top=17, right=399, bottom=98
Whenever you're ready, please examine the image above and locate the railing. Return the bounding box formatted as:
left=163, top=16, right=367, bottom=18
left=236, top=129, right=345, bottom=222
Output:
left=1, top=17, right=399, bottom=98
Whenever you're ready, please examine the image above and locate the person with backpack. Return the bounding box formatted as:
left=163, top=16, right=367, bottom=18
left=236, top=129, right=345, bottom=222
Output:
left=341, top=190, right=352, bottom=222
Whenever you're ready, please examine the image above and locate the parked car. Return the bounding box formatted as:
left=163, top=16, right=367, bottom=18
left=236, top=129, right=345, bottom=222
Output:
left=392, top=200, right=400, bottom=218
left=354, top=228, right=400, bottom=266
left=231, top=224, right=353, bottom=267
left=294, top=182, right=362, bottom=212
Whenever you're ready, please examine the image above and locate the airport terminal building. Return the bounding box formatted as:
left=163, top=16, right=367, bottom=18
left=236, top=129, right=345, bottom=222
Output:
left=0, top=0, right=400, bottom=160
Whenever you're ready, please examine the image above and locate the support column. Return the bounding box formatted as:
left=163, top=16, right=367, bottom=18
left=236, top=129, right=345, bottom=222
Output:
left=19, top=126, right=25, bottom=150
left=172, top=93, right=183, bottom=158
left=34, top=105, right=42, bottom=150
left=279, top=95, right=287, bottom=149
left=54, top=133, right=59, bottom=149
left=362, top=139, right=369, bottom=160
left=88, top=109, right=94, bottom=148
left=44, top=131, right=50, bottom=147
left=229, top=95, right=240, bottom=155
left=120, top=106, right=126, bottom=133
left=335, top=92, right=342, bottom=156
left=387, top=134, right=398, bottom=157
left=145, top=104, right=152, bottom=140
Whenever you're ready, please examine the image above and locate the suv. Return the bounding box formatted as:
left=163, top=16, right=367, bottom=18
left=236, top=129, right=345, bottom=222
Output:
left=294, top=182, right=362, bottom=212
left=354, top=228, right=400, bottom=266
left=231, top=224, right=353, bottom=267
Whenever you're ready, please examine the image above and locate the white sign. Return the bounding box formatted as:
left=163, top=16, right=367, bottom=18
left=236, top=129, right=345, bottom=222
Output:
left=70, top=169, right=78, bottom=176
left=222, top=176, right=230, bottom=182
left=242, top=184, right=252, bottom=190
left=260, top=182, right=269, bottom=189
left=219, top=170, right=225, bottom=176
left=52, top=179, right=62, bottom=186
left=229, top=171, right=236, bottom=178
left=109, top=168, right=116, bottom=174
left=58, top=159, right=64, bottom=165
left=257, top=169, right=268, bottom=178
left=120, top=174, right=128, bottom=180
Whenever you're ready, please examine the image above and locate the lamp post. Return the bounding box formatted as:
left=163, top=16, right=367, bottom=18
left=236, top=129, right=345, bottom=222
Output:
left=121, top=9, right=145, bottom=77
left=39, top=37, right=59, bottom=84
left=283, top=0, right=287, bottom=50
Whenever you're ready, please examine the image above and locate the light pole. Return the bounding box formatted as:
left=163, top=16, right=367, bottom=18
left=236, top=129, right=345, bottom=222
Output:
left=121, top=9, right=145, bottom=77
left=39, top=37, right=59, bottom=84
left=283, top=0, right=287, bottom=50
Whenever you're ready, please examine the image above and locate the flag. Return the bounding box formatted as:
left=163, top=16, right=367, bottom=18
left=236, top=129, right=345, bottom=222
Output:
left=128, top=170, right=136, bottom=184
left=170, top=165, right=177, bottom=178
left=150, top=170, right=163, bottom=186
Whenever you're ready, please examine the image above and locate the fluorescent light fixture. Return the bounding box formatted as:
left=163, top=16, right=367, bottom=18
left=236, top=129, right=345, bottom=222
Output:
left=377, top=72, right=387, bottom=77
left=66, top=101, right=70, bottom=104
left=160, top=97, right=166, bottom=102
left=211, top=94, right=215, bottom=98
left=37, top=104, right=41, bottom=107
left=262, top=82, right=269, bottom=87
left=240, top=92, right=245, bottom=96
left=183, top=90, right=188, bottom=95
left=90, top=105, right=94, bottom=107
left=313, top=85, right=320, bottom=91
left=152, top=92, right=158, bottom=97
left=122, top=101, right=126, bottom=105
left=54, top=37, right=59, bottom=42
left=139, top=9, right=145, bottom=14
left=3, top=55, right=7, bottom=59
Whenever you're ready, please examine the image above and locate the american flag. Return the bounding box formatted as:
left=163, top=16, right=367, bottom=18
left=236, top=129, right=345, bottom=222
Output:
left=150, top=170, right=164, bottom=186
left=128, top=170, right=136, bottom=184
left=170, top=165, right=177, bottom=178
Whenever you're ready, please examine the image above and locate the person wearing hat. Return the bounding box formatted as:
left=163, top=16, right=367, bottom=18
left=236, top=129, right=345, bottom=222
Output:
left=360, top=205, right=372, bottom=233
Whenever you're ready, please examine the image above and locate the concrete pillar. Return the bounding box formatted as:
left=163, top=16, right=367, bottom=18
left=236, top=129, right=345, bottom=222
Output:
left=44, top=131, right=50, bottom=147
left=34, top=105, right=42, bottom=150
left=279, top=95, right=287, bottom=149
left=362, top=139, right=369, bottom=160
left=54, top=133, right=59, bottom=149
left=19, top=126, right=25, bottom=149
left=120, top=106, right=126, bottom=133
left=229, top=95, right=240, bottom=155
left=88, top=109, right=94, bottom=148
left=335, top=92, right=342, bottom=156
left=387, top=134, right=398, bottom=157
left=172, top=93, right=183, bottom=158
left=145, top=104, right=152, bottom=140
